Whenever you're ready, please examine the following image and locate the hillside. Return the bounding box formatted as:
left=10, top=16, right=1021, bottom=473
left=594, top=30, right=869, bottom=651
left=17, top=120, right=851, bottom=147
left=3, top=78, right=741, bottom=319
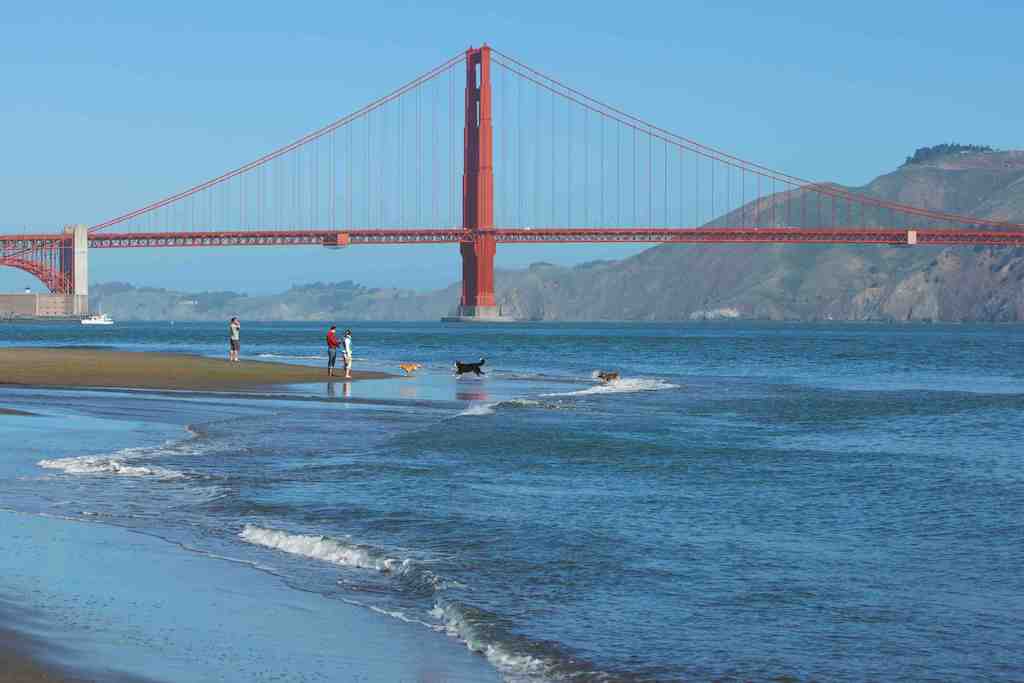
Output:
left=90, top=280, right=458, bottom=322
left=489, top=148, right=1024, bottom=322
left=92, top=148, right=1024, bottom=322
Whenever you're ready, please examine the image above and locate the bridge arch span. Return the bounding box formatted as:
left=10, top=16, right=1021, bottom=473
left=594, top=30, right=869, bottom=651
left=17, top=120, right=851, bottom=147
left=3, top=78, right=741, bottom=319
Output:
left=0, top=256, right=72, bottom=295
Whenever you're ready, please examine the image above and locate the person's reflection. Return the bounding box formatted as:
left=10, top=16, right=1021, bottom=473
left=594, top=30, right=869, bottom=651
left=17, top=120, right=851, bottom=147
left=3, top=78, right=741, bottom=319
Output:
left=327, top=381, right=352, bottom=399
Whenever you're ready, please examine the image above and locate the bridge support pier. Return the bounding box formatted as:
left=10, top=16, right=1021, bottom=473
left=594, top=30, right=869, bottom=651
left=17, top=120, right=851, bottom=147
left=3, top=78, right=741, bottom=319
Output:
left=60, top=224, right=89, bottom=315
left=454, top=233, right=503, bottom=318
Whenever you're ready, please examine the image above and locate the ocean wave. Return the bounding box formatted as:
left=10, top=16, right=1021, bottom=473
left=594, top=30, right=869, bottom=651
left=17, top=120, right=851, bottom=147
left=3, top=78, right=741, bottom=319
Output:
left=487, top=370, right=580, bottom=384
left=542, top=376, right=679, bottom=398
left=430, top=602, right=552, bottom=681
left=239, top=525, right=445, bottom=593
left=38, top=455, right=185, bottom=479
left=366, top=605, right=436, bottom=629
left=456, top=398, right=560, bottom=417
left=35, top=425, right=208, bottom=480
left=255, top=353, right=324, bottom=360
left=456, top=403, right=497, bottom=417
left=500, top=399, right=543, bottom=408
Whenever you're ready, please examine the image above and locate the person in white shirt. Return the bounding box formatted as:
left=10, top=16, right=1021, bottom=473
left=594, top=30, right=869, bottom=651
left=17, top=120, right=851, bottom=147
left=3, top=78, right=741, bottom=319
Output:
left=228, top=317, right=241, bottom=362
left=342, top=329, right=353, bottom=379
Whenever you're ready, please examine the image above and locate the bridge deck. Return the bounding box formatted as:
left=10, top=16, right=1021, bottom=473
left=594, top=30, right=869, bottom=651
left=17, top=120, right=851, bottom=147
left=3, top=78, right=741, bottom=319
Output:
left=5, top=227, right=1024, bottom=249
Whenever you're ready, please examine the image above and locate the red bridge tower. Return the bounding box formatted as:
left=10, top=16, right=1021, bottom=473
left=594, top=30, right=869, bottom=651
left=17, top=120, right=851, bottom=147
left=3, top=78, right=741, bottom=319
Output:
left=451, top=45, right=511, bottom=321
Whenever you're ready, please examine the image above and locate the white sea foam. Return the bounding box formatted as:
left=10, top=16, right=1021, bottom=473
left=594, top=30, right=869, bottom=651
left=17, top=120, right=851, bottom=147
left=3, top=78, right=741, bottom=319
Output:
left=501, top=399, right=542, bottom=408
left=38, top=456, right=184, bottom=479
left=35, top=427, right=205, bottom=480
left=241, top=525, right=406, bottom=572
left=241, top=524, right=420, bottom=574
left=542, top=376, right=679, bottom=398
left=457, top=403, right=497, bottom=417
left=430, top=603, right=551, bottom=681
left=256, top=353, right=324, bottom=360
left=242, top=525, right=454, bottom=595
left=456, top=399, right=548, bottom=417
left=366, top=605, right=435, bottom=629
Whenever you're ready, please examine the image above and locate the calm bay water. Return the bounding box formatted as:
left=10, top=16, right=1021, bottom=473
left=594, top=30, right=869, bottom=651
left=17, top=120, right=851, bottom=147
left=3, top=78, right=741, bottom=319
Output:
left=2, top=321, right=1023, bottom=681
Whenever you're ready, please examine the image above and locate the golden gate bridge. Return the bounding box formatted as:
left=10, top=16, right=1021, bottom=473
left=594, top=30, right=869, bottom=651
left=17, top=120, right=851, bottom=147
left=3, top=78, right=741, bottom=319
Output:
left=3, top=46, right=1024, bottom=319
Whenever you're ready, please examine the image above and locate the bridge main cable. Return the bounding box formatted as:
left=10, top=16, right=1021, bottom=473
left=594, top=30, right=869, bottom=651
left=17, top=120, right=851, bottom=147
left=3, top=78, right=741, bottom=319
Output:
left=89, top=51, right=467, bottom=232
left=490, top=48, right=1024, bottom=232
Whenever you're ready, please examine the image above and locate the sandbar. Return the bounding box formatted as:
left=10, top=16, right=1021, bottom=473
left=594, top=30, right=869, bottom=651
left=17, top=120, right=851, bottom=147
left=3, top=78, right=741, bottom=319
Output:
left=0, top=348, right=388, bottom=392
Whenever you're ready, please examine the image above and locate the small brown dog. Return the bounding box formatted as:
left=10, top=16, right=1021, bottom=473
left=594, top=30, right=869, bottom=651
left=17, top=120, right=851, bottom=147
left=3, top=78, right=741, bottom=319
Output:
left=399, top=363, right=422, bottom=375
left=596, top=371, right=620, bottom=383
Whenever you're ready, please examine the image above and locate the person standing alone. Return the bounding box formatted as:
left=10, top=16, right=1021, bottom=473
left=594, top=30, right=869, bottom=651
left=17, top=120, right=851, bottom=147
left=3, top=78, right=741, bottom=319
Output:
left=228, top=317, right=241, bottom=362
left=342, top=329, right=353, bottom=379
left=326, top=325, right=340, bottom=377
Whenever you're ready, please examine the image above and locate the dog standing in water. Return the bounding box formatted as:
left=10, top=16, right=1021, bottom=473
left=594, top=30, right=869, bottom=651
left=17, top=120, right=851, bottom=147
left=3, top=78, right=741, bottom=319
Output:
left=596, top=371, right=620, bottom=383
left=399, top=363, right=422, bottom=375
left=454, top=358, right=486, bottom=376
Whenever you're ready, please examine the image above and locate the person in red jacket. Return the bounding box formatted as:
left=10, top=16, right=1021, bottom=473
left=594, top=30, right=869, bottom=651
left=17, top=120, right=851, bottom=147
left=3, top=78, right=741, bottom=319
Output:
left=326, top=325, right=341, bottom=377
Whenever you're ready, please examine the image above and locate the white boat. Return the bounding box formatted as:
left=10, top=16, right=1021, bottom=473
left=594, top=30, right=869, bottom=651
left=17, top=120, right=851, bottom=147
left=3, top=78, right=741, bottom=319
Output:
left=81, top=313, right=115, bottom=326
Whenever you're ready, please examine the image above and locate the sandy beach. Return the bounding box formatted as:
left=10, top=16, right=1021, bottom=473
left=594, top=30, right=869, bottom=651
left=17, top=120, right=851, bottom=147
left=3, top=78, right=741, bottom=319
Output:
left=0, top=398, right=501, bottom=683
left=0, top=509, right=498, bottom=683
left=0, top=619, right=151, bottom=683
left=1, top=625, right=93, bottom=683
left=0, top=338, right=505, bottom=681
left=0, top=348, right=388, bottom=392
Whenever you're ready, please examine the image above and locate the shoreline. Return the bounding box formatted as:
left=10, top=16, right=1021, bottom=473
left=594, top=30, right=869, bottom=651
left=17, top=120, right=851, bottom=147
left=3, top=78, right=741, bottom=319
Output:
left=0, top=388, right=501, bottom=682
left=0, top=509, right=499, bottom=682
left=0, top=615, right=152, bottom=683
left=0, top=348, right=390, bottom=392
left=0, top=407, right=37, bottom=416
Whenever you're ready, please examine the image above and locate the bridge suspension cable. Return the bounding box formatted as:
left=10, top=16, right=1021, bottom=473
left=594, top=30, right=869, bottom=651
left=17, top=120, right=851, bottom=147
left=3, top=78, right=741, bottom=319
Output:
left=6, top=44, right=1024, bottom=296
left=90, top=51, right=469, bottom=235
left=489, top=47, right=1024, bottom=233
left=88, top=45, right=1024, bottom=239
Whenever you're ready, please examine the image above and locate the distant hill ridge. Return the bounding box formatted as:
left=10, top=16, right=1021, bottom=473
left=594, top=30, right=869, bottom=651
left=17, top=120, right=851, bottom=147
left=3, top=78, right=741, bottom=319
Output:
left=903, top=143, right=995, bottom=167
left=93, top=147, right=1024, bottom=322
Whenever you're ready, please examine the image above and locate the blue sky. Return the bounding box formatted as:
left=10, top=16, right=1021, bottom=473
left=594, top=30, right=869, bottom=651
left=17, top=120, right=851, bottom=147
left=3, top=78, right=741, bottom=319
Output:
left=1, top=1, right=1021, bottom=293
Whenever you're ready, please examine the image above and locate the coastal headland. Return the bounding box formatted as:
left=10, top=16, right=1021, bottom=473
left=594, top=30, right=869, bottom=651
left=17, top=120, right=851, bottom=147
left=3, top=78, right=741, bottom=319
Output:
left=0, top=348, right=388, bottom=392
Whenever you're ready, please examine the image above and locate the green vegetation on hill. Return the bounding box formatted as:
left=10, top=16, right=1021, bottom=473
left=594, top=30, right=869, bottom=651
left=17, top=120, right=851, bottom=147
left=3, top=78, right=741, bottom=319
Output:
left=903, top=143, right=993, bottom=166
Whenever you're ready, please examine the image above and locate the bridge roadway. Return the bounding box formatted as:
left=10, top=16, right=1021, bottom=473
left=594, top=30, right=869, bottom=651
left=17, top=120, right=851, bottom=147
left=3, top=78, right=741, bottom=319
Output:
left=6, top=227, right=1024, bottom=250
left=5, top=227, right=1024, bottom=250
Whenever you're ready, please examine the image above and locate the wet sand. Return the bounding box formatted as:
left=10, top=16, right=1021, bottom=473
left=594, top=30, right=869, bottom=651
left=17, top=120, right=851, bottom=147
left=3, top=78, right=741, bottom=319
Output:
left=0, top=510, right=499, bottom=682
left=0, top=640, right=147, bottom=683
left=0, top=348, right=388, bottom=392
left=0, top=629, right=82, bottom=683
left=0, top=607, right=152, bottom=683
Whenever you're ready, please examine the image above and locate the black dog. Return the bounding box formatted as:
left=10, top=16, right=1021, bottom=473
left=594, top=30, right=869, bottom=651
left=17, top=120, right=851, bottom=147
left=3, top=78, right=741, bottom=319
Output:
left=454, top=358, right=486, bottom=376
